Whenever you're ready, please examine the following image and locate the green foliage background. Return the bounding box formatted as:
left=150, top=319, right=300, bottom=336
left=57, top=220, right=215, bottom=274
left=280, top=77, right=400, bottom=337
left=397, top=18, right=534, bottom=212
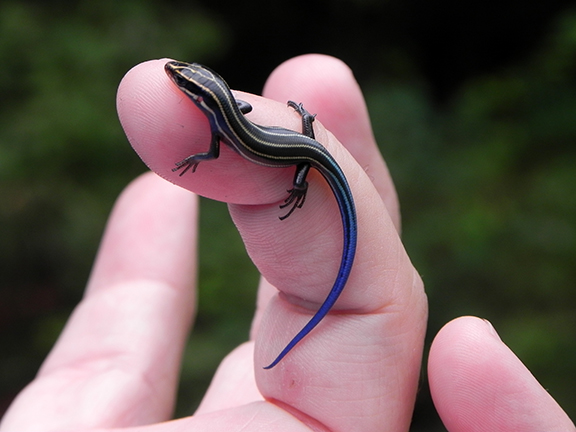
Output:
left=1, top=0, right=575, bottom=429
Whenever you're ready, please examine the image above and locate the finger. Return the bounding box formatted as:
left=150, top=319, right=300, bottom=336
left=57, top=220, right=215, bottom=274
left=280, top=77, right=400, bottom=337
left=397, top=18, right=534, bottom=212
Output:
left=428, top=316, right=576, bottom=432
left=0, top=173, right=198, bottom=431
left=249, top=54, right=402, bottom=337
left=117, top=59, right=315, bottom=207
left=263, top=54, right=401, bottom=230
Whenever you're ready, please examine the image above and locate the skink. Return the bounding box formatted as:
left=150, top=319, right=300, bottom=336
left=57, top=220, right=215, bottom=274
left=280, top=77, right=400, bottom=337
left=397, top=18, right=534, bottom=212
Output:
left=164, top=60, right=357, bottom=369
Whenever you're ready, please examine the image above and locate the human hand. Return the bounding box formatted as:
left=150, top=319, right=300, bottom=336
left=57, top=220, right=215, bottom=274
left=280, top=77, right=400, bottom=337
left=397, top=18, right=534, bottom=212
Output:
left=2, top=57, right=426, bottom=432
left=1, top=54, right=424, bottom=432
left=117, top=54, right=426, bottom=431
left=1, top=54, right=572, bottom=432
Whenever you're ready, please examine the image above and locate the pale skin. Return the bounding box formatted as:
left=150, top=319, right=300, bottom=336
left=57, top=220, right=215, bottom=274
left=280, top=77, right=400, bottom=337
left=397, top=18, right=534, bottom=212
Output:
left=1, top=55, right=573, bottom=432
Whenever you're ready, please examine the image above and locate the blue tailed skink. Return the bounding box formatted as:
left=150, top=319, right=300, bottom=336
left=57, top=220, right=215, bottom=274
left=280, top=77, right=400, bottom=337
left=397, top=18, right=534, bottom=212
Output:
left=164, top=60, right=357, bottom=369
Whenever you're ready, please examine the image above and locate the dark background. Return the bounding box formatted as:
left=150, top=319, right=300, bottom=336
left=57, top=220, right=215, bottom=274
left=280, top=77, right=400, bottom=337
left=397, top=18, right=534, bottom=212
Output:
left=1, top=0, right=575, bottom=429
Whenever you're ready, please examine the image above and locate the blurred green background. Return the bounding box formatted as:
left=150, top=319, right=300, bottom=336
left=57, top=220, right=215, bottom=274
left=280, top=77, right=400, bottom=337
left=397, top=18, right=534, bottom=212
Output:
left=1, top=0, right=575, bottom=429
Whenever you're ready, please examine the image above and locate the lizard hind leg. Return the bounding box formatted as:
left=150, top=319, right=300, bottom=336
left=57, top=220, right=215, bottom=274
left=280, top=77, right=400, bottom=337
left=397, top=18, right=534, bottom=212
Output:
left=279, top=162, right=310, bottom=220
left=279, top=185, right=307, bottom=220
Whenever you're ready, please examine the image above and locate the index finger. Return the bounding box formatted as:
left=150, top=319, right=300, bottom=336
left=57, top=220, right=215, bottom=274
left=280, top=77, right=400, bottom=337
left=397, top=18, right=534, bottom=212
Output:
left=117, top=59, right=318, bottom=206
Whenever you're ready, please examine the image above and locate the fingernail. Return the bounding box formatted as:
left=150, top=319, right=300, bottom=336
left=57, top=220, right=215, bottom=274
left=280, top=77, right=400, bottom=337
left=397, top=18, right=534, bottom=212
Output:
left=482, top=318, right=502, bottom=341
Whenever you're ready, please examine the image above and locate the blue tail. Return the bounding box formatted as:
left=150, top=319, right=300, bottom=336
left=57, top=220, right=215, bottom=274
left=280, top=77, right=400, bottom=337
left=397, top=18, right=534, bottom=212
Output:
left=264, top=179, right=357, bottom=369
